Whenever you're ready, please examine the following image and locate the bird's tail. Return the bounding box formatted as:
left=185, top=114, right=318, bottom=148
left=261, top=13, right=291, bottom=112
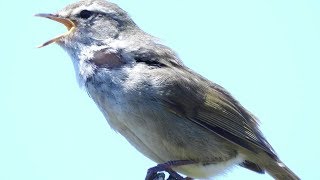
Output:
left=262, top=158, right=300, bottom=180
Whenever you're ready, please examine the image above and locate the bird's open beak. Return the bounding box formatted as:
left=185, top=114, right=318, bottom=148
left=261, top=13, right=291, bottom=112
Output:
left=35, top=13, right=76, bottom=48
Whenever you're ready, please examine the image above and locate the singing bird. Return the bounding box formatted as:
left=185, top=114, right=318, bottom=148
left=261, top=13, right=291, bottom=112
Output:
left=36, top=0, right=299, bottom=179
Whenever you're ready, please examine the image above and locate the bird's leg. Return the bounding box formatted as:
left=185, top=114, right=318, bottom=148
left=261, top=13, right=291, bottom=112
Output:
left=146, top=160, right=194, bottom=180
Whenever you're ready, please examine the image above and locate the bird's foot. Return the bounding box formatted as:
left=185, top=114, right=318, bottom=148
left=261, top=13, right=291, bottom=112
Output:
left=150, top=172, right=165, bottom=180
left=145, top=160, right=194, bottom=180
left=150, top=173, right=194, bottom=180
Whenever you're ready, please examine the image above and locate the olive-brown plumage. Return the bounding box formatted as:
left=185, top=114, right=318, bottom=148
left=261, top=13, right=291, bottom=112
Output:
left=37, top=0, right=299, bottom=179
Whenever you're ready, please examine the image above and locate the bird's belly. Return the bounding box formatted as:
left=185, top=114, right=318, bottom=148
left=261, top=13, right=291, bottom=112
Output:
left=173, top=156, right=244, bottom=179
left=87, top=83, right=242, bottom=178
left=103, top=104, right=243, bottom=178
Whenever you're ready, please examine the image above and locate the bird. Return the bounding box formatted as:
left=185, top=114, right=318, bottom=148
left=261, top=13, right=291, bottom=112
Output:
left=36, top=0, right=300, bottom=179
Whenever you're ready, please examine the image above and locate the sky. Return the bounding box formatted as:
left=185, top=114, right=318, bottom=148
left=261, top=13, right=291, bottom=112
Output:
left=1, top=0, right=319, bottom=179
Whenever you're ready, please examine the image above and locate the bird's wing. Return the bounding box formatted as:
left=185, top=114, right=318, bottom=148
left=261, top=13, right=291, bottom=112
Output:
left=157, top=67, right=278, bottom=159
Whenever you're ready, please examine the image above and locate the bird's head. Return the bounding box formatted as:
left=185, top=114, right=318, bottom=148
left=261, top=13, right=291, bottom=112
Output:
left=36, top=0, right=137, bottom=49
left=36, top=0, right=182, bottom=84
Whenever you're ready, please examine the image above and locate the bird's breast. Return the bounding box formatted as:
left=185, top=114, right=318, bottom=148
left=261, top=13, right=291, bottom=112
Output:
left=84, top=66, right=243, bottom=178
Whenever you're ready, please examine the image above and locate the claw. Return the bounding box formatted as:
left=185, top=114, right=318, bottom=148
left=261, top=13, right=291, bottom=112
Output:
left=151, top=172, right=166, bottom=180
left=145, top=160, right=195, bottom=180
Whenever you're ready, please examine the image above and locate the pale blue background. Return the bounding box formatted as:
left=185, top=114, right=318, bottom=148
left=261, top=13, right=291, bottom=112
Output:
left=1, top=0, right=319, bottom=179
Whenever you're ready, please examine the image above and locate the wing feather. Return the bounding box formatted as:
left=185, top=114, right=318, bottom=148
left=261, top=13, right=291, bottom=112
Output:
left=156, top=67, right=278, bottom=159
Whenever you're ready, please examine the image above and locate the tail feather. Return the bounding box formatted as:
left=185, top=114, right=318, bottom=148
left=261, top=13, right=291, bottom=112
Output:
left=264, top=161, right=300, bottom=180
left=244, top=152, right=300, bottom=180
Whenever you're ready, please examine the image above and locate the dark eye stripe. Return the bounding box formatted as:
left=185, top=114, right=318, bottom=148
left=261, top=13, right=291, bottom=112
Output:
left=79, top=10, right=93, bottom=19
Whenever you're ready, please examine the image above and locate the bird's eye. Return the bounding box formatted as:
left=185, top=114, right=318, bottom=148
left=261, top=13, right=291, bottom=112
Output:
left=79, top=10, right=93, bottom=19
